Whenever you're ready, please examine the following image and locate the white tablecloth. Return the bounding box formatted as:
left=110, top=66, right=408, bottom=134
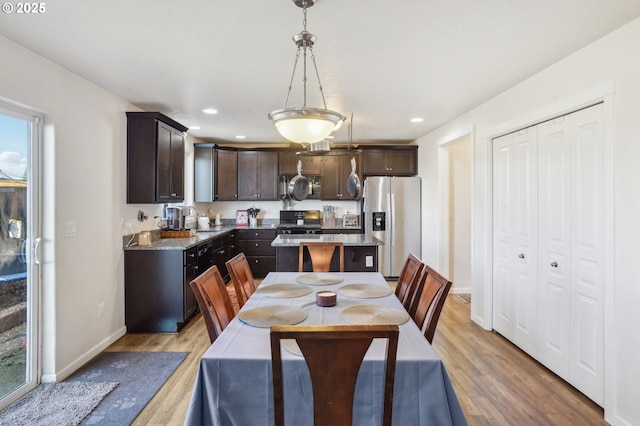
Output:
left=184, top=272, right=467, bottom=426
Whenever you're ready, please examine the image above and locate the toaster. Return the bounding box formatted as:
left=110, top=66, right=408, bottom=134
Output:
left=342, top=214, right=360, bottom=227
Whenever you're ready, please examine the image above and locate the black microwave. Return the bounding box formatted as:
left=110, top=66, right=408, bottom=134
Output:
left=279, top=175, right=322, bottom=200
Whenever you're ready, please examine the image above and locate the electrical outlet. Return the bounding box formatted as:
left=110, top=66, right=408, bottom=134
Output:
left=366, top=256, right=373, bottom=267
left=98, top=303, right=105, bottom=318
left=65, top=221, right=76, bottom=238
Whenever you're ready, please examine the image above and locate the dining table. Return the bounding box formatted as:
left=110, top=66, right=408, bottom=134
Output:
left=184, top=272, right=467, bottom=426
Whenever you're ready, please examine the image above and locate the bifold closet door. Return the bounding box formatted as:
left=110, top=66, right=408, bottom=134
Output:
left=492, top=127, right=538, bottom=355
left=538, top=103, right=604, bottom=405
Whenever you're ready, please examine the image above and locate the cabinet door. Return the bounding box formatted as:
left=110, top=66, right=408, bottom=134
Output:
left=216, top=149, right=238, bottom=200
left=386, top=149, right=416, bottom=175
left=194, top=145, right=215, bottom=202
left=363, top=150, right=389, bottom=175
left=321, top=155, right=341, bottom=199
left=257, top=151, right=278, bottom=200
left=184, top=261, right=198, bottom=320
left=156, top=122, right=184, bottom=202
left=279, top=152, right=323, bottom=175
left=237, top=151, right=260, bottom=200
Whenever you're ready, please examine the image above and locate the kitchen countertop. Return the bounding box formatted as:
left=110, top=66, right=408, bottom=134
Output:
left=124, top=223, right=366, bottom=251
left=271, top=234, right=383, bottom=247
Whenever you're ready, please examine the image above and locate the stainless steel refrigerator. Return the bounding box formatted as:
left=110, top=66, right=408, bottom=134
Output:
left=364, top=176, right=421, bottom=278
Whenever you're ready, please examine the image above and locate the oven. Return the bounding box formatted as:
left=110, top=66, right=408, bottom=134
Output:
left=277, top=210, right=322, bottom=234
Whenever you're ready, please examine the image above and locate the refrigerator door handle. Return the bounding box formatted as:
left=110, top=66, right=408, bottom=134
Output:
left=390, top=193, right=395, bottom=247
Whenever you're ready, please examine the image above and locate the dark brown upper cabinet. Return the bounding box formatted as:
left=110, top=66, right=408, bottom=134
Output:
left=362, top=146, right=418, bottom=176
left=237, top=151, right=278, bottom=201
left=321, top=153, right=361, bottom=200
left=127, top=112, right=188, bottom=204
left=278, top=151, right=322, bottom=175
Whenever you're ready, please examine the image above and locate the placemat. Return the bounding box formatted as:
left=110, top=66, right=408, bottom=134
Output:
left=338, top=283, right=393, bottom=299
left=281, top=339, right=303, bottom=357
left=239, top=305, right=308, bottom=328
left=340, top=305, right=410, bottom=325
left=257, top=283, right=313, bottom=298
left=295, top=273, right=344, bottom=286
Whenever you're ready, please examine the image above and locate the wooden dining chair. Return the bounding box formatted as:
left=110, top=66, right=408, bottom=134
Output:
left=411, top=265, right=452, bottom=343
left=270, top=324, right=399, bottom=426
left=394, top=254, right=425, bottom=312
left=226, top=252, right=256, bottom=309
left=298, top=242, right=344, bottom=272
left=190, top=265, right=236, bottom=344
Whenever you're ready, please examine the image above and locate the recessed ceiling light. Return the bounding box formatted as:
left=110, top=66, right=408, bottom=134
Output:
left=235, top=135, right=246, bottom=140
left=203, top=108, right=218, bottom=114
left=189, top=126, right=200, bottom=130
left=410, top=117, right=424, bottom=123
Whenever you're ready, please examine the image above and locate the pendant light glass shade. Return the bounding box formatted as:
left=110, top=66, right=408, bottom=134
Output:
left=269, top=108, right=344, bottom=143
left=269, top=0, right=345, bottom=144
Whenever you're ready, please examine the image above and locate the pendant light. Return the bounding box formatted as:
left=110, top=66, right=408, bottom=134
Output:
left=268, top=0, right=345, bottom=144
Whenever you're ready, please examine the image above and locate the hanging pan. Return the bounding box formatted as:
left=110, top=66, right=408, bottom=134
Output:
left=346, top=156, right=361, bottom=199
left=288, top=159, right=311, bottom=201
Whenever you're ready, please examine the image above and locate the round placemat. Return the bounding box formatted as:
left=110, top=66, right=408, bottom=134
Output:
left=239, top=305, right=308, bottom=328
left=338, top=283, right=393, bottom=299
left=281, top=339, right=303, bottom=357
left=257, top=283, right=313, bottom=298
left=295, top=273, right=344, bottom=286
left=340, top=305, right=410, bottom=325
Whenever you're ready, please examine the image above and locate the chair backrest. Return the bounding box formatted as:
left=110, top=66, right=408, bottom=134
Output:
left=190, top=265, right=235, bottom=343
left=226, top=252, right=256, bottom=309
left=411, top=265, right=452, bottom=343
left=270, top=325, right=399, bottom=426
left=394, top=254, right=424, bottom=312
left=298, top=242, right=344, bottom=272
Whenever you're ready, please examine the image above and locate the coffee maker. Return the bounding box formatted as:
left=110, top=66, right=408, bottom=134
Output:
left=164, top=206, right=189, bottom=230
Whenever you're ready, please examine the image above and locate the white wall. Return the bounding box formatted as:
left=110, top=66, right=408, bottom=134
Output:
left=449, top=138, right=472, bottom=293
left=0, top=34, right=140, bottom=380
left=416, top=17, right=640, bottom=425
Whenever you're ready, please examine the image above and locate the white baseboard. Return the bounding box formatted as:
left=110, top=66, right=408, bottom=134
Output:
left=42, top=326, right=127, bottom=383
left=450, top=287, right=471, bottom=294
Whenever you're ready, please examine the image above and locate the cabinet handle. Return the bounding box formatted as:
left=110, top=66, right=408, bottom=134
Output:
left=255, top=243, right=259, bottom=247
left=255, top=259, right=259, bottom=263
left=551, top=262, right=558, bottom=268
left=518, top=253, right=525, bottom=259
left=254, top=233, right=259, bottom=236
left=171, top=193, right=177, bottom=197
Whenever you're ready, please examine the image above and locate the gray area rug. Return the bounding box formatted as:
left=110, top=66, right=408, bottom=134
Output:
left=0, top=382, right=118, bottom=426
left=66, top=351, right=188, bottom=425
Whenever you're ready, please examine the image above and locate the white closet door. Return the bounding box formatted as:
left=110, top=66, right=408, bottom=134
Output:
left=492, top=128, right=538, bottom=354
left=569, top=104, right=604, bottom=405
left=537, top=114, right=572, bottom=379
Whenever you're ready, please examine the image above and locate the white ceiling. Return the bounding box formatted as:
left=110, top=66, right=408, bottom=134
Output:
left=1, top=0, right=639, bottom=145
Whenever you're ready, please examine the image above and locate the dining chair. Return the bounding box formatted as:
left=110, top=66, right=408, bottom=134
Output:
left=394, top=254, right=425, bottom=313
left=190, top=265, right=236, bottom=344
left=270, top=324, right=399, bottom=426
left=226, top=252, right=257, bottom=309
left=298, top=241, right=344, bottom=272
left=411, top=265, right=452, bottom=343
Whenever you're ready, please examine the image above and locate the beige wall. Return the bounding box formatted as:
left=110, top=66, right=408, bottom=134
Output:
left=416, top=17, right=640, bottom=424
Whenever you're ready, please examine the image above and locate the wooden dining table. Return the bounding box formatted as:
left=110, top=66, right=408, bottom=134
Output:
left=184, top=272, right=467, bottom=426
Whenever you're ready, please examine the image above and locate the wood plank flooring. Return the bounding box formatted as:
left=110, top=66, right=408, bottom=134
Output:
left=104, top=290, right=606, bottom=425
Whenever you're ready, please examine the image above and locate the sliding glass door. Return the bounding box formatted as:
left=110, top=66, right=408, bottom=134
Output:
left=0, top=105, right=41, bottom=407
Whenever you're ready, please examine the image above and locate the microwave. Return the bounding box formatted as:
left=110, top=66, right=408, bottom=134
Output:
left=279, top=175, right=322, bottom=200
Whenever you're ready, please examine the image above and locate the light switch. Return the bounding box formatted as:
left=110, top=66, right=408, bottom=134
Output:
left=65, top=221, right=77, bottom=238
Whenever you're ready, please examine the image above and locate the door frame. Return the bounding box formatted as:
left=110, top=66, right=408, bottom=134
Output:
left=436, top=125, right=475, bottom=292
left=0, top=101, right=42, bottom=408
left=478, top=81, right=615, bottom=418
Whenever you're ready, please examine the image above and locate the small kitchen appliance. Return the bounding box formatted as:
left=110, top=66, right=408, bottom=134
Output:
left=164, top=206, right=191, bottom=230
left=342, top=214, right=359, bottom=227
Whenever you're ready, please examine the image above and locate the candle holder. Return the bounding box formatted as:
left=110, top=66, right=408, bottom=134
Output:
left=316, top=291, right=337, bottom=307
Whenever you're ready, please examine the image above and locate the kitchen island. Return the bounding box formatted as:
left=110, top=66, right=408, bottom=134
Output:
left=271, top=234, right=383, bottom=273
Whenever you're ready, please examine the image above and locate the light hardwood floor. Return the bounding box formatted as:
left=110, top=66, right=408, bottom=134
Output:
left=105, top=292, right=606, bottom=425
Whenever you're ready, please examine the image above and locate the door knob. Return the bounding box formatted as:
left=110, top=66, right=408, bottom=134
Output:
left=550, top=261, right=558, bottom=267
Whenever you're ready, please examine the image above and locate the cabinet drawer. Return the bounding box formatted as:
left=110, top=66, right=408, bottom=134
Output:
left=238, top=240, right=276, bottom=256
left=237, top=229, right=277, bottom=240
left=245, top=256, right=276, bottom=278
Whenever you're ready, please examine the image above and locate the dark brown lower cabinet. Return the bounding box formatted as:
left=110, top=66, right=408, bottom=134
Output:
left=125, top=247, right=197, bottom=333
left=236, top=229, right=277, bottom=278
left=276, top=245, right=378, bottom=272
